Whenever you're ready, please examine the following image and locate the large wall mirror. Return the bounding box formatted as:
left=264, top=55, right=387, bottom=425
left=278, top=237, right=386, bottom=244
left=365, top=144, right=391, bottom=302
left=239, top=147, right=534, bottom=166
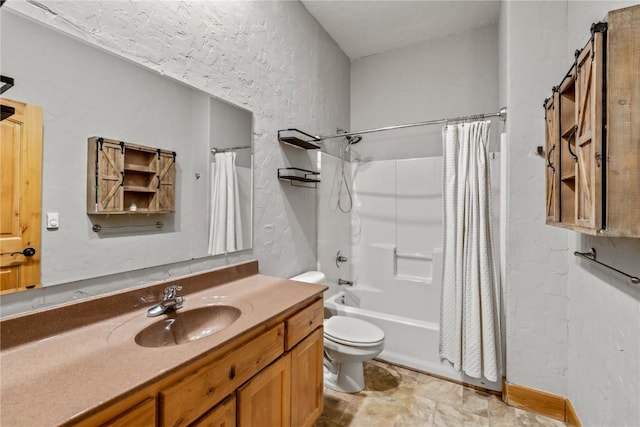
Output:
left=0, top=9, right=253, bottom=294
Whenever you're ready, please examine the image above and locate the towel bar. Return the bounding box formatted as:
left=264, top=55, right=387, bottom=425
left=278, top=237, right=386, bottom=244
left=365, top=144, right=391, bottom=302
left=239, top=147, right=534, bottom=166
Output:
left=92, top=222, right=164, bottom=233
left=574, top=248, right=639, bottom=284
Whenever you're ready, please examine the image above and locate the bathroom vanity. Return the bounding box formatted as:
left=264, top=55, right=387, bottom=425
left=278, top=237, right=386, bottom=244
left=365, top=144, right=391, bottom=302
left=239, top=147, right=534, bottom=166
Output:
left=0, top=261, right=326, bottom=426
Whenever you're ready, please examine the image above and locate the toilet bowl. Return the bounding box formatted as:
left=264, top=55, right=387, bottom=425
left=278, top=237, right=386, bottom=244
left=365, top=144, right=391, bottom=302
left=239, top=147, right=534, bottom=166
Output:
left=290, top=271, right=385, bottom=393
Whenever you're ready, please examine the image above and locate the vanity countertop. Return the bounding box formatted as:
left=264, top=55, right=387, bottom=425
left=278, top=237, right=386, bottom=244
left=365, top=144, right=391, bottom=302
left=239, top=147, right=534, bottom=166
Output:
left=0, top=265, right=326, bottom=426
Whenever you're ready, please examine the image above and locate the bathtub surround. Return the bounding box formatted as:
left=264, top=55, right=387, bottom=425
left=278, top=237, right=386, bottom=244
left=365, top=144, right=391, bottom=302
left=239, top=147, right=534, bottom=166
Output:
left=440, top=121, right=500, bottom=383
left=339, top=23, right=502, bottom=390
left=321, top=153, right=502, bottom=391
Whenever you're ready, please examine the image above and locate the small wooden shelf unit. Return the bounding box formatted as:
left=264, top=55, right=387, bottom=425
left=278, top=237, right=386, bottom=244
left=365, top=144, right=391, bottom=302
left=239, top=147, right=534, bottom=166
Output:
left=87, top=137, right=176, bottom=215
left=544, top=5, right=640, bottom=237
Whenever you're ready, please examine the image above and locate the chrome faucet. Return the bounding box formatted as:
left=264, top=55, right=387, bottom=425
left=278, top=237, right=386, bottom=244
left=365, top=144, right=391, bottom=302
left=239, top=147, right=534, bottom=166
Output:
left=147, top=285, right=185, bottom=317
left=338, top=279, right=353, bottom=287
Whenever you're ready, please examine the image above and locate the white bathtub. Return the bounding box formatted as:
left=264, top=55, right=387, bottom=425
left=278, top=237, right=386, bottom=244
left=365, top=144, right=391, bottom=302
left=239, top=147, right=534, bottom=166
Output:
left=324, top=288, right=501, bottom=391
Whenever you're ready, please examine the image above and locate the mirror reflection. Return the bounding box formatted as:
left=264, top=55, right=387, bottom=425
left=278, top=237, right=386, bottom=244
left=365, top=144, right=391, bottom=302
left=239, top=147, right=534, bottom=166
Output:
left=0, top=10, right=253, bottom=293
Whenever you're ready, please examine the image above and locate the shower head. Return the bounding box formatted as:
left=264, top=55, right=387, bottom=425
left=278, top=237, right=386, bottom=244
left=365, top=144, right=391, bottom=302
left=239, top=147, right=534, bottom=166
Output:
left=345, top=134, right=362, bottom=145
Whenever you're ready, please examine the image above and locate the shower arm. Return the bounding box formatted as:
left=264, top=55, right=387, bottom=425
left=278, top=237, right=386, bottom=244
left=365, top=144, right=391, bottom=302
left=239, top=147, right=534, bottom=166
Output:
left=316, top=107, right=507, bottom=142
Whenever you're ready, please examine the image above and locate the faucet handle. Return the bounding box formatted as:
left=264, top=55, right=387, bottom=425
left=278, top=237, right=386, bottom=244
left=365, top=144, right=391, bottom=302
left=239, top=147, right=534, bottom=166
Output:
left=174, top=296, right=185, bottom=309
left=163, top=285, right=182, bottom=299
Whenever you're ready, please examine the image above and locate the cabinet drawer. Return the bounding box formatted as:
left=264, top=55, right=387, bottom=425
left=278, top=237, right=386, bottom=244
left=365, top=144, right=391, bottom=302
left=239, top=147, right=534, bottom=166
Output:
left=192, top=395, right=236, bottom=427
left=285, top=298, right=323, bottom=350
left=102, top=398, right=155, bottom=427
left=160, top=324, right=284, bottom=427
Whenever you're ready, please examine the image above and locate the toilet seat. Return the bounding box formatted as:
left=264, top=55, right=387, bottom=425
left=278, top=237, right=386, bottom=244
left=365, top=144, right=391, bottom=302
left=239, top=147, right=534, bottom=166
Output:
left=324, top=316, right=384, bottom=348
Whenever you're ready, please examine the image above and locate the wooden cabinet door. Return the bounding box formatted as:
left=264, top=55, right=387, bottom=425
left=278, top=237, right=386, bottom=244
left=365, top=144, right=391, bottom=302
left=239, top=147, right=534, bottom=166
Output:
left=575, top=30, right=605, bottom=231
left=544, top=95, right=560, bottom=223
left=238, top=354, right=291, bottom=427
left=290, top=328, right=324, bottom=427
left=193, top=396, right=236, bottom=427
left=88, top=138, right=125, bottom=213
left=160, top=324, right=284, bottom=427
left=156, top=151, right=176, bottom=213
left=0, top=98, right=42, bottom=293
left=605, top=5, right=640, bottom=237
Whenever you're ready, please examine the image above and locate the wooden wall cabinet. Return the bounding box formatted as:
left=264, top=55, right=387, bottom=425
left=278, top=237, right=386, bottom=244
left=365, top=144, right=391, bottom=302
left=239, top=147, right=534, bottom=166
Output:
left=544, top=5, right=640, bottom=237
left=87, top=137, right=176, bottom=215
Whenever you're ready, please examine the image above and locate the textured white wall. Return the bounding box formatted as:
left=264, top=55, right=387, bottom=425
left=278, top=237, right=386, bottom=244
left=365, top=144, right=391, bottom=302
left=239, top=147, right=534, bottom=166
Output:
left=1, top=1, right=349, bottom=316
left=349, top=24, right=499, bottom=162
left=502, top=2, right=640, bottom=425
left=564, top=3, right=640, bottom=425
left=501, top=0, right=570, bottom=397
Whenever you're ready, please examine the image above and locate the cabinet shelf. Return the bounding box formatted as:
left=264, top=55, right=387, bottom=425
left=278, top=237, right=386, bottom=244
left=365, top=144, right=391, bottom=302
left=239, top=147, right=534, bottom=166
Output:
left=124, top=164, right=156, bottom=173
left=124, top=185, right=155, bottom=193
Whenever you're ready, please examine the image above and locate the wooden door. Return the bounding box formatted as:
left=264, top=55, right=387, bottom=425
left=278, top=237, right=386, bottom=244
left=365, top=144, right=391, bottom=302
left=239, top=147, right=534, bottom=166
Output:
left=544, top=94, right=559, bottom=223
left=575, top=30, right=605, bottom=230
left=0, top=98, right=42, bottom=293
left=290, top=328, right=324, bottom=427
left=238, top=354, right=291, bottom=427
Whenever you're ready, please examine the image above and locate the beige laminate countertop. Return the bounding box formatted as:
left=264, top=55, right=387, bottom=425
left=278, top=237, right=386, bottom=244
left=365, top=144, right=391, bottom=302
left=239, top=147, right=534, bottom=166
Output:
left=0, top=273, right=326, bottom=426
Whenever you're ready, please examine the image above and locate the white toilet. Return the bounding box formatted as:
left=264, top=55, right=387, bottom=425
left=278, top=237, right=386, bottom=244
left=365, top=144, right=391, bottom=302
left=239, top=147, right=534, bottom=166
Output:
left=290, top=271, right=385, bottom=393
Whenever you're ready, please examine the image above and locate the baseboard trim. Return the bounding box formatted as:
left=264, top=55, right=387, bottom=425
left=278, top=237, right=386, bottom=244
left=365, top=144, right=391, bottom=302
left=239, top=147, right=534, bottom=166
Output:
left=565, top=398, right=582, bottom=427
left=503, top=380, right=580, bottom=424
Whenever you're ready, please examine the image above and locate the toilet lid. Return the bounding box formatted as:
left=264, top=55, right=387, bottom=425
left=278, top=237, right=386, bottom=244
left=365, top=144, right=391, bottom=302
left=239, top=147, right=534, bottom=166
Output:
left=324, top=316, right=384, bottom=346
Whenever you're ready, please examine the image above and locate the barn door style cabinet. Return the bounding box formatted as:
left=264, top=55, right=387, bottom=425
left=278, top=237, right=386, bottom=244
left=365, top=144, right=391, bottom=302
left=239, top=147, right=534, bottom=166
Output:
left=544, top=5, right=640, bottom=237
left=87, top=137, right=176, bottom=214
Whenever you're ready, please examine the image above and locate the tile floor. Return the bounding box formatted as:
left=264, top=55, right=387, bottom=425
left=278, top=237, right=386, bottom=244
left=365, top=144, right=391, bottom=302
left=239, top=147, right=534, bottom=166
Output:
left=314, top=360, right=567, bottom=427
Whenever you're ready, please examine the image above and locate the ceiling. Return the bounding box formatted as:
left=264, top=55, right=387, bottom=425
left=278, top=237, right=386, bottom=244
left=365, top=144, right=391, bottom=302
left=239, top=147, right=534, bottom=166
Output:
left=301, top=0, right=501, bottom=60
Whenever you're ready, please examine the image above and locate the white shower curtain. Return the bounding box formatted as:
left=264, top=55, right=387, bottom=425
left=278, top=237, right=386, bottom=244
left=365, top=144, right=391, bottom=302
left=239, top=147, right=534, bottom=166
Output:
left=208, top=151, right=243, bottom=255
left=439, top=121, right=501, bottom=382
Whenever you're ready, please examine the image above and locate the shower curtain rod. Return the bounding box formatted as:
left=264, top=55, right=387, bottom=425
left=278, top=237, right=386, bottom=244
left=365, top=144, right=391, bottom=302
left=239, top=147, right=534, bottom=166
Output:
left=316, top=107, right=507, bottom=142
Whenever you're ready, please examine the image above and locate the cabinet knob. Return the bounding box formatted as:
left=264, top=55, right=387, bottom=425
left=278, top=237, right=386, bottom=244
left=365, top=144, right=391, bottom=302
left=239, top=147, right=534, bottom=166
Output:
left=229, top=365, right=236, bottom=380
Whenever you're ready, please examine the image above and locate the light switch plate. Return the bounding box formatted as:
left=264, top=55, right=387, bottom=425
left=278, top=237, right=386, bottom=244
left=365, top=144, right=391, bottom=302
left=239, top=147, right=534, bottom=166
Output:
left=46, top=212, right=59, bottom=229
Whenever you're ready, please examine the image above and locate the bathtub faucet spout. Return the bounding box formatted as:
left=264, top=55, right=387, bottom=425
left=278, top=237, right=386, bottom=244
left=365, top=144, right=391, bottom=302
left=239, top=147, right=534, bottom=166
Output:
left=338, top=279, right=354, bottom=287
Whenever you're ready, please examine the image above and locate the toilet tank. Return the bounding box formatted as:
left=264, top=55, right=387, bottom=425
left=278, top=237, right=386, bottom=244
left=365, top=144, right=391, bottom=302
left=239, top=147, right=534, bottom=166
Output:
left=290, top=271, right=326, bottom=284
